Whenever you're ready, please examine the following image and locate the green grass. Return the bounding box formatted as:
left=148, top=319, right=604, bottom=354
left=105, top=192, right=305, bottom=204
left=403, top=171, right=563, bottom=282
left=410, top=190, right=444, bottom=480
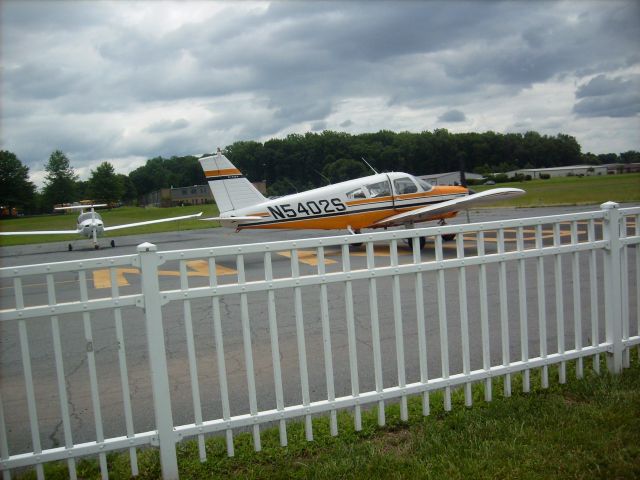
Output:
left=0, top=204, right=220, bottom=246
left=19, top=354, right=640, bottom=479
left=474, top=173, right=640, bottom=207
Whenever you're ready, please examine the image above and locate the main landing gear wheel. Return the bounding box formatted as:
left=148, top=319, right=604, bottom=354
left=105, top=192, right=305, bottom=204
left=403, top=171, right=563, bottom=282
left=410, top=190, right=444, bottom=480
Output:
left=407, top=236, right=426, bottom=250
left=110, top=239, right=116, bottom=248
left=68, top=244, right=73, bottom=251
left=94, top=244, right=100, bottom=250
left=438, top=219, right=456, bottom=241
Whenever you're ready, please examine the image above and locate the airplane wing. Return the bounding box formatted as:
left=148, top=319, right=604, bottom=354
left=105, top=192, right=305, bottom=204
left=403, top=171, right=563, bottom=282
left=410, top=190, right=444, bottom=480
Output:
left=0, top=229, right=81, bottom=236
left=103, top=212, right=203, bottom=231
left=375, top=188, right=525, bottom=227
left=199, top=216, right=264, bottom=228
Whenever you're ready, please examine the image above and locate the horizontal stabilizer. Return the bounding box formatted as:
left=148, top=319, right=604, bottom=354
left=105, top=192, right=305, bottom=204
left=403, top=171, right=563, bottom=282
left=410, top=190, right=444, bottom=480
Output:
left=375, top=187, right=525, bottom=226
left=103, top=212, right=202, bottom=231
left=55, top=204, right=108, bottom=210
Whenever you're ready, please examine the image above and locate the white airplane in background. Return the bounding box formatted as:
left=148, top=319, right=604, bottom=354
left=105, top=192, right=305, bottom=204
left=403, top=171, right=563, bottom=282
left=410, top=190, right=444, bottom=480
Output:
left=0, top=204, right=202, bottom=250
left=199, top=149, right=525, bottom=249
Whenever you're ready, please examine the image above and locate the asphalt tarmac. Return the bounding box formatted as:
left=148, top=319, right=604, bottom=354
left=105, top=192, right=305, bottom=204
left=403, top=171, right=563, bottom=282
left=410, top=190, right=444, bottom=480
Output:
left=1, top=204, right=637, bottom=457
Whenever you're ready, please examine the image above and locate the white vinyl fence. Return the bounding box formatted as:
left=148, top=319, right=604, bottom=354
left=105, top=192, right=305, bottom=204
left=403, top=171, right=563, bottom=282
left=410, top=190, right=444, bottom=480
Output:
left=1, top=202, right=639, bottom=479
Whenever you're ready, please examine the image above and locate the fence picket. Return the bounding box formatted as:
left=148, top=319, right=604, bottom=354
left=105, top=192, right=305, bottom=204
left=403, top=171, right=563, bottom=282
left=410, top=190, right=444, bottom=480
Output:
left=553, top=223, right=566, bottom=383
left=571, top=222, right=584, bottom=378
left=110, top=267, right=138, bottom=475
left=412, top=237, right=430, bottom=416
left=264, top=252, right=288, bottom=445
left=208, top=257, right=234, bottom=457
left=535, top=225, right=549, bottom=388
left=179, top=261, right=206, bottom=460
left=341, top=244, right=362, bottom=430
left=366, top=241, right=386, bottom=425
left=497, top=229, right=511, bottom=397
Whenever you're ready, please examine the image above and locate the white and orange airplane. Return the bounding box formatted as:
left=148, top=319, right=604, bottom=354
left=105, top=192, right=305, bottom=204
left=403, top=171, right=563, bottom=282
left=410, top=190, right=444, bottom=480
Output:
left=0, top=204, right=202, bottom=250
left=199, top=149, right=524, bottom=248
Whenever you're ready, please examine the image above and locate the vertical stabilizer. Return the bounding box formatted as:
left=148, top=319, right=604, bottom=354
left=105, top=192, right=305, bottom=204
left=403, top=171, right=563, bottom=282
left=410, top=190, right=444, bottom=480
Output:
left=199, top=149, right=266, bottom=213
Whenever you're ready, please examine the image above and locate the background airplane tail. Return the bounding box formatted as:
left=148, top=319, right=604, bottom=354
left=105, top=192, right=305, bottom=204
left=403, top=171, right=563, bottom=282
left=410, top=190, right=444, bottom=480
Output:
left=199, top=149, right=267, bottom=213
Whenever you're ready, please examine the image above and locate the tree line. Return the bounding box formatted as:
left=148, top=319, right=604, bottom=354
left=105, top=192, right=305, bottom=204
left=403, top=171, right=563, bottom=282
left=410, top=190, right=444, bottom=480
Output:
left=1, top=129, right=638, bottom=214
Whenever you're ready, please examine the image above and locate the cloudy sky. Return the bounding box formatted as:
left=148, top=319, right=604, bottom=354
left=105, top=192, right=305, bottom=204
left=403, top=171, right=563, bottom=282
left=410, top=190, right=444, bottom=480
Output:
left=1, top=1, right=639, bottom=187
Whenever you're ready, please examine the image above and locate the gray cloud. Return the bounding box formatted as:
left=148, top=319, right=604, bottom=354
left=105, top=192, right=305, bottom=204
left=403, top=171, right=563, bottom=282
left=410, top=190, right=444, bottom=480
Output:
left=1, top=0, right=639, bottom=185
left=438, top=109, right=467, bottom=123
left=574, top=74, right=640, bottom=117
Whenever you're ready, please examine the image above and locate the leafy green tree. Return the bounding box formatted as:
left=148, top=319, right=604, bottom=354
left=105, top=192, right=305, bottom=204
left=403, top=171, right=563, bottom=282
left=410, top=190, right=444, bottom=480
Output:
left=321, top=158, right=368, bottom=183
left=117, top=174, right=137, bottom=204
left=88, top=162, right=124, bottom=205
left=0, top=150, right=36, bottom=213
left=42, top=150, right=79, bottom=210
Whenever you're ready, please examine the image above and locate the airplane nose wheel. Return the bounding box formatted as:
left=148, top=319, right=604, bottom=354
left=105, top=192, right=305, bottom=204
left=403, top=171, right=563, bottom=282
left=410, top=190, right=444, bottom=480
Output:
left=68, top=244, right=73, bottom=251
left=110, top=239, right=115, bottom=248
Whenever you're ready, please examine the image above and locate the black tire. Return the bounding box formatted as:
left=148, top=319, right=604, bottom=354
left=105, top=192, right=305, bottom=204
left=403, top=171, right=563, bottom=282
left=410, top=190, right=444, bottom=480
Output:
left=94, top=244, right=100, bottom=250
left=407, top=236, right=426, bottom=250
left=110, top=239, right=115, bottom=248
left=68, top=244, right=73, bottom=251
left=442, top=233, right=456, bottom=242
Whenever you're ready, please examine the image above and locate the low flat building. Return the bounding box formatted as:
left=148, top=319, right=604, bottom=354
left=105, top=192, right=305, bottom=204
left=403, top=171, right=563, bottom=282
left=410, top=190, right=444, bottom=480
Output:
left=417, top=171, right=484, bottom=186
left=141, top=181, right=267, bottom=207
left=170, top=185, right=213, bottom=206
left=508, top=165, right=608, bottom=178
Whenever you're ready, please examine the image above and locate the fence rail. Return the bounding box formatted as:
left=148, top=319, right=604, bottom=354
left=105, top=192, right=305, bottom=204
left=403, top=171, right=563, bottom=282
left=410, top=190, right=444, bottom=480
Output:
left=1, top=202, right=639, bottom=479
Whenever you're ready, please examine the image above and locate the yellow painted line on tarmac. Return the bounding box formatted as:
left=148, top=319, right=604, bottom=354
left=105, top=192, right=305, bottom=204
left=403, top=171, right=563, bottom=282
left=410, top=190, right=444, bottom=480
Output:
left=92, top=260, right=237, bottom=289
left=277, top=250, right=338, bottom=266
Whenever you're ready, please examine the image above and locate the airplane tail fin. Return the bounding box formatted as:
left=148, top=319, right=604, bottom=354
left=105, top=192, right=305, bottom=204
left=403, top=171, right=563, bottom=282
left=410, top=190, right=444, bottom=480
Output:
left=199, top=149, right=267, bottom=213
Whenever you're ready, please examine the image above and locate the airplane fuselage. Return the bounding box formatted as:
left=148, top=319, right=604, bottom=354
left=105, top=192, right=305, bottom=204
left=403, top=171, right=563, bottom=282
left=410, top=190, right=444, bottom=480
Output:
left=76, top=212, right=105, bottom=238
left=222, top=172, right=468, bottom=230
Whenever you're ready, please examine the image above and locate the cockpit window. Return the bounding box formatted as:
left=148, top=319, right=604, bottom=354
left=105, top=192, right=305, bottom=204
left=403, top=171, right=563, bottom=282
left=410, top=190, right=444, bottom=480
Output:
left=417, top=178, right=433, bottom=192
left=365, top=180, right=391, bottom=198
left=346, top=188, right=366, bottom=199
left=393, top=177, right=418, bottom=195
left=78, top=212, right=102, bottom=222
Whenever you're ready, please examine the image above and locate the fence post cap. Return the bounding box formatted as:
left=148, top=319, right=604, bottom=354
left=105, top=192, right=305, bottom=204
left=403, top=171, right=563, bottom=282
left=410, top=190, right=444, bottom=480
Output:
left=600, top=201, right=619, bottom=210
left=137, top=242, right=158, bottom=252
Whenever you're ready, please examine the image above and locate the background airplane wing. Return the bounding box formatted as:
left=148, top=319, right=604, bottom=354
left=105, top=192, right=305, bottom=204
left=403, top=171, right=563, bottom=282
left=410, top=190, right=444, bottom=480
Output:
left=374, top=187, right=525, bottom=227
left=200, top=216, right=264, bottom=228
left=0, top=229, right=80, bottom=236
left=103, top=212, right=203, bottom=231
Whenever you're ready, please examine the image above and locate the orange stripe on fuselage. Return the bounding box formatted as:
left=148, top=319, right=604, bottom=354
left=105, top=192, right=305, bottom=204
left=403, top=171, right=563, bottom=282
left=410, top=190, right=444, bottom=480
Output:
left=204, top=168, right=242, bottom=177
left=240, top=208, right=458, bottom=231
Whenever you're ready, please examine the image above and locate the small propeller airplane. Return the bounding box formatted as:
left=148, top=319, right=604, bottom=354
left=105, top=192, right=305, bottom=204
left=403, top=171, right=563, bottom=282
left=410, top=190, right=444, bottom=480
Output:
left=0, top=204, right=202, bottom=250
left=199, top=149, right=525, bottom=249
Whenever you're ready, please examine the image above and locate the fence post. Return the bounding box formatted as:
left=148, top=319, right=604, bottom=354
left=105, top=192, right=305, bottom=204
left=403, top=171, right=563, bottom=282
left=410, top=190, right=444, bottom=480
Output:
left=601, top=202, right=623, bottom=374
left=137, top=242, right=179, bottom=479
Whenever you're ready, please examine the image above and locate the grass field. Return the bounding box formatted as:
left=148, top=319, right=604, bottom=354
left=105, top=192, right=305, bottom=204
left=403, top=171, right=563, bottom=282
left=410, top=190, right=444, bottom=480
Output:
left=474, top=172, right=640, bottom=207
left=1, top=173, right=638, bottom=247
left=20, top=355, right=640, bottom=479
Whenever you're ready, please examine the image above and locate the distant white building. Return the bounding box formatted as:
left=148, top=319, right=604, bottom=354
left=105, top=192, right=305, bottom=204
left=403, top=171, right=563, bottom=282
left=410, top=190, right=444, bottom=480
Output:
left=507, top=165, right=607, bottom=178
left=417, top=171, right=485, bottom=186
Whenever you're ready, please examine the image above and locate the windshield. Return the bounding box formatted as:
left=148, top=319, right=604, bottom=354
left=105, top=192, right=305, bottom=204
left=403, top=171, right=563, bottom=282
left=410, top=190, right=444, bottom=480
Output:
left=78, top=212, right=102, bottom=223
left=417, top=178, right=433, bottom=192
